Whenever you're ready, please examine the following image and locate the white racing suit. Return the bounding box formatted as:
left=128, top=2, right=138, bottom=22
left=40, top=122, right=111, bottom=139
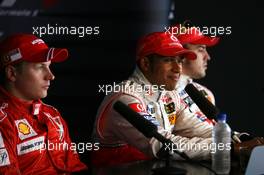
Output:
left=176, top=75, right=247, bottom=143
left=176, top=74, right=216, bottom=124
left=92, top=67, right=214, bottom=166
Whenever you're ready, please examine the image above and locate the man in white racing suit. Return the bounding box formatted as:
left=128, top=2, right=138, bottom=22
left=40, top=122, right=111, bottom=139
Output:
left=171, top=22, right=252, bottom=142
left=92, top=31, right=217, bottom=166
left=171, top=22, right=219, bottom=117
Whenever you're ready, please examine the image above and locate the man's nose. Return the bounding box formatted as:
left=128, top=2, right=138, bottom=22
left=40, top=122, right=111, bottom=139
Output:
left=204, top=50, right=211, bottom=60
left=46, top=69, right=55, bottom=80
left=171, top=62, right=182, bottom=73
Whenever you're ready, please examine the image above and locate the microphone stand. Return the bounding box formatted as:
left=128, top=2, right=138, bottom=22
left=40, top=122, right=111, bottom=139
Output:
left=151, top=138, right=187, bottom=175
left=152, top=155, right=187, bottom=175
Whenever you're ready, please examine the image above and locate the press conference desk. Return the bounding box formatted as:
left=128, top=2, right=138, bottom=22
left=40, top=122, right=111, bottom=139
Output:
left=91, top=159, right=244, bottom=175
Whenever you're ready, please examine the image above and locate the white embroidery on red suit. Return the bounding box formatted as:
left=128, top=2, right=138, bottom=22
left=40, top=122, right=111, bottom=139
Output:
left=43, top=112, right=64, bottom=141
left=0, top=103, right=8, bottom=122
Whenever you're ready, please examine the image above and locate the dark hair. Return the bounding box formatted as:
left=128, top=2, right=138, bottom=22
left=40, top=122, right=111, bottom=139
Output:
left=146, top=54, right=157, bottom=64
left=136, top=54, right=157, bottom=70
left=144, top=54, right=161, bottom=72
left=182, top=44, right=189, bottom=49
left=0, top=62, right=24, bottom=85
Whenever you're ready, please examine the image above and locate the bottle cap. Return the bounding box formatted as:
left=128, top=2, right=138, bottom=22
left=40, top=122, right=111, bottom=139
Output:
left=217, top=113, right=227, bottom=122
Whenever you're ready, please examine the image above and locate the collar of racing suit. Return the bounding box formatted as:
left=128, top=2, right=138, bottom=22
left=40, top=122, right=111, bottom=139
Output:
left=176, top=74, right=193, bottom=92
left=0, top=86, right=42, bottom=116
left=130, top=66, right=163, bottom=102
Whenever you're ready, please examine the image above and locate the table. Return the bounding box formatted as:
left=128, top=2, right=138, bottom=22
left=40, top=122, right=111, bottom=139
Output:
left=91, top=159, right=244, bottom=175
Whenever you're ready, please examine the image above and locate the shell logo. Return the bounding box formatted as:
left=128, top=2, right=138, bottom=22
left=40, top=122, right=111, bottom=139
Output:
left=18, top=122, right=30, bottom=135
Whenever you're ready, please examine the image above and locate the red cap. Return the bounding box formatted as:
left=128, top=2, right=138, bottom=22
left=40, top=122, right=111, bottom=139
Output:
left=172, top=24, right=220, bottom=46
left=0, top=34, right=68, bottom=69
left=136, top=32, right=196, bottom=61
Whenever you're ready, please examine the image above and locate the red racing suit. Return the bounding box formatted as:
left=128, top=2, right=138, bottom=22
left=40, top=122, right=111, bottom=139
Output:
left=0, top=86, right=87, bottom=175
left=92, top=67, right=214, bottom=166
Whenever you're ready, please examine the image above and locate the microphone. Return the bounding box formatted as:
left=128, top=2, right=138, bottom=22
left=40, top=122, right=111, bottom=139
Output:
left=113, top=100, right=189, bottom=160
left=114, top=100, right=218, bottom=175
left=184, top=83, right=219, bottom=118
left=184, top=84, right=245, bottom=143
left=113, top=101, right=170, bottom=143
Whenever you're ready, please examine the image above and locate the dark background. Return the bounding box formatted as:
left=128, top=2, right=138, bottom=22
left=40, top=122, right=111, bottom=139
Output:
left=1, top=0, right=263, bottom=165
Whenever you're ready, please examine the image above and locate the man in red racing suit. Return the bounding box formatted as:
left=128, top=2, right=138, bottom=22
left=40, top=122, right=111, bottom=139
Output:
left=0, top=34, right=87, bottom=174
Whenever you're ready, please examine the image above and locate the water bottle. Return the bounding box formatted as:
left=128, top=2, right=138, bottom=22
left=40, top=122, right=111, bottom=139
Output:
left=212, top=113, right=231, bottom=174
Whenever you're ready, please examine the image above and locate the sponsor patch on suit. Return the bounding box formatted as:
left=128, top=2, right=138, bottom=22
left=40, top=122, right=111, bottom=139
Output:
left=17, top=136, right=44, bottom=155
left=128, top=103, right=144, bottom=113
left=168, top=114, right=177, bottom=125
left=164, top=102, right=175, bottom=114
left=0, top=132, right=5, bottom=148
left=147, top=102, right=156, bottom=114
left=15, top=119, right=37, bottom=140
left=0, top=148, right=10, bottom=166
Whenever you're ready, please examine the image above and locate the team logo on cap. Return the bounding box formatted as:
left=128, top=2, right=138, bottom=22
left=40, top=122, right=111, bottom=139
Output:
left=31, top=39, right=44, bottom=45
left=15, top=119, right=37, bottom=140
left=169, top=33, right=180, bottom=42
left=6, top=48, right=22, bottom=63
left=0, top=55, right=11, bottom=66
left=1, top=48, right=22, bottom=66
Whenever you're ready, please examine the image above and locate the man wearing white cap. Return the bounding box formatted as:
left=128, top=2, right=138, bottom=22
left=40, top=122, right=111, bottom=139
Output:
left=0, top=34, right=87, bottom=174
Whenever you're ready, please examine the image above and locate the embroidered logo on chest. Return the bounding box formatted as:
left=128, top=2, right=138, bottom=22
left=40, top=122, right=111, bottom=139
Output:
left=0, top=149, right=10, bottom=166
left=164, top=102, right=175, bottom=114
left=147, top=102, right=156, bottom=115
left=15, top=119, right=37, bottom=140
left=17, top=136, right=45, bottom=156
left=128, top=103, right=144, bottom=113
left=161, top=96, right=173, bottom=103
left=168, top=114, right=177, bottom=125
left=43, top=112, right=64, bottom=141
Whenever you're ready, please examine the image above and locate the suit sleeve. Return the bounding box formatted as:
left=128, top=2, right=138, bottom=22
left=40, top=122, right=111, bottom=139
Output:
left=173, top=100, right=213, bottom=138
left=0, top=120, right=21, bottom=175
left=103, top=94, right=213, bottom=160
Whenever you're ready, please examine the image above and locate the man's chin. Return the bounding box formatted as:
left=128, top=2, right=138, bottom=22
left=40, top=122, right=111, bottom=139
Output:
left=164, top=85, right=176, bottom=91
left=193, top=72, right=206, bottom=79
left=39, top=92, right=48, bottom=99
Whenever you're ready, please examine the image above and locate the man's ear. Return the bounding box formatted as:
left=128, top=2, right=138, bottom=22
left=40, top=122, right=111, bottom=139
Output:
left=138, top=56, right=151, bottom=72
left=5, top=65, right=17, bottom=82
